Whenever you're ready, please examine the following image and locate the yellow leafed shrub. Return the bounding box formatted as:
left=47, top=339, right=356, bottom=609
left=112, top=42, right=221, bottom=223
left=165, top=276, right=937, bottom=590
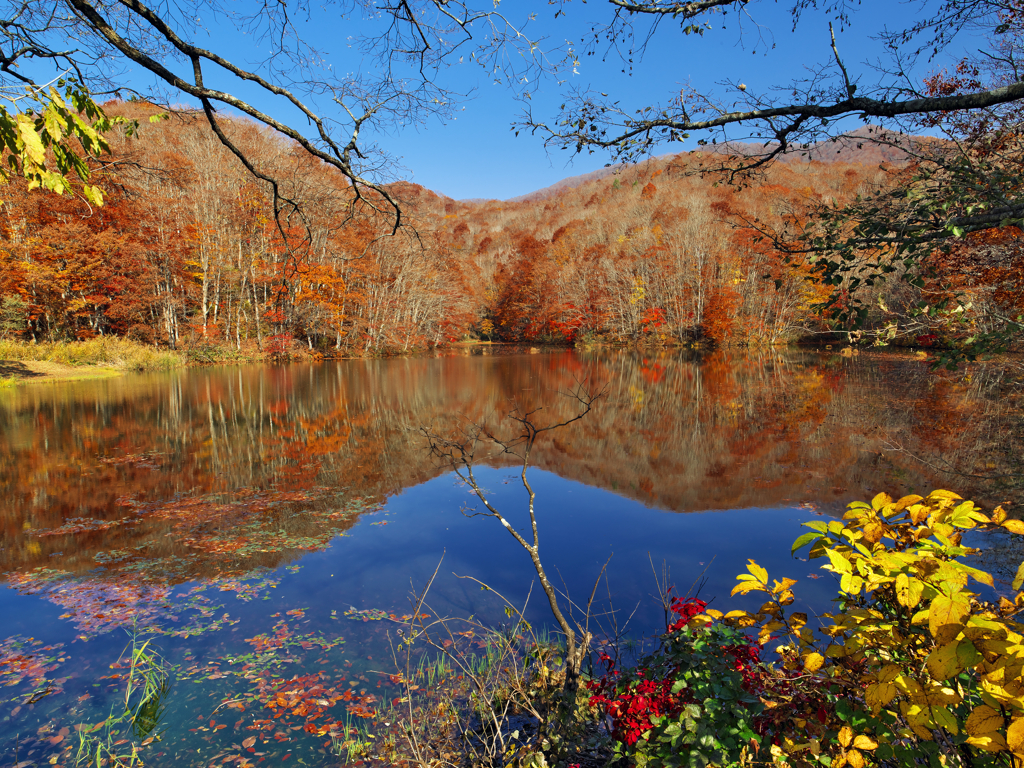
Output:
left=722, top=490, right=1024, bottom=768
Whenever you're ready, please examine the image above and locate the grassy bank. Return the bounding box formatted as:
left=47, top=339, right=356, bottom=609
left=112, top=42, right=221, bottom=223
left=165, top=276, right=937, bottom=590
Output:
left=0, top=336, right=336, bottom=384
left=0, top=359, right=123, bottom=385
left=0, top=338, right=185, bottom=383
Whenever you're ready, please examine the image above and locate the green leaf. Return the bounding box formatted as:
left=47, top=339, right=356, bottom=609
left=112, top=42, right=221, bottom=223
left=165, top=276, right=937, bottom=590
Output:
left=791, top=531, right=820, bottom=554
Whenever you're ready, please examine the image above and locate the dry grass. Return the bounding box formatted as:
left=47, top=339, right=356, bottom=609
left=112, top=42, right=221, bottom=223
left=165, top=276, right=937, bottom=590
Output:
left=0, top=359, right=121, bottom=384
left=0, top=337, right=184, bottom=371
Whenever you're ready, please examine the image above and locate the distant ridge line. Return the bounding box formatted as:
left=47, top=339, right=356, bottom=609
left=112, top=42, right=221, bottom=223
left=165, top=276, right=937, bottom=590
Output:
left=490, top=126, right=918, bottom=204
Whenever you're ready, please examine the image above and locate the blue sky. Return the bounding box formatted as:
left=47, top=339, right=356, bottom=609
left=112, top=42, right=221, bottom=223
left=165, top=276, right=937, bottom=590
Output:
left=366, top=0, right=975, bottom=200
left=60, top=0, right=983, bottom=200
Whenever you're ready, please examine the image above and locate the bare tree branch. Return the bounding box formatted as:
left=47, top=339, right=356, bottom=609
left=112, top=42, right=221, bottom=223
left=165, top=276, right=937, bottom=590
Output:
left=420, top=382, right=605, bottom=688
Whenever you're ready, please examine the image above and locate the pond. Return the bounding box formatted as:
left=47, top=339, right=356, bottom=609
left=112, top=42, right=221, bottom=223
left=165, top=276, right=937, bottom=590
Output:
left=1, top=347, right=1022, bottom=767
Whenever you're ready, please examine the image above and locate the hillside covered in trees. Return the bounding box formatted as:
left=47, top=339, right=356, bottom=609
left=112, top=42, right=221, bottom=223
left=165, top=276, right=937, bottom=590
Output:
left=0, top=102, right=1019, bottom=357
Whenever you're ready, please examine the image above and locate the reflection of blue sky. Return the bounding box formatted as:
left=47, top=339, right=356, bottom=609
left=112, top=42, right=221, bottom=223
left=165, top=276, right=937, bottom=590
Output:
left=296, top=467, right=842, bottom=642
left=0, top=460, right=1006, bottom=760
left=23, top=0, right=987, bottom=199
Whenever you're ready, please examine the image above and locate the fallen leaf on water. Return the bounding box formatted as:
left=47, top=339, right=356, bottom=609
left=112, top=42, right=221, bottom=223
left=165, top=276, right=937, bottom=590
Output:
left=242, top=736, right=257, bottom=748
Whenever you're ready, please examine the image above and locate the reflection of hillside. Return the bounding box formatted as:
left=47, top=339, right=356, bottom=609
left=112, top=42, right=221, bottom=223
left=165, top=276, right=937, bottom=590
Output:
left=519, top=350, right=1010, bottom=512
left=2, top=350, right=1022, bottom=578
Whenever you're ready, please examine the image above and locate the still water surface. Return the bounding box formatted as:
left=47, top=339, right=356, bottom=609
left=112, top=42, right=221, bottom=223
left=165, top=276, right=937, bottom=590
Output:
left=1, top=348, right=1022, bottom=766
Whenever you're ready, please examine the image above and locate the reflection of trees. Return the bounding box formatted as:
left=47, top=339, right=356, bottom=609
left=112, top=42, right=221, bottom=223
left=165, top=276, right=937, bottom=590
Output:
left=1, top=350, right=1022, bottom=578
left=844, top=359, right=1024, bottom=500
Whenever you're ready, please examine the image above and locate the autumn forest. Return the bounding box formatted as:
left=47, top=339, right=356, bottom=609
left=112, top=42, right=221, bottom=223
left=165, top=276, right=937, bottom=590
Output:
left=5, top=100, right=1015, bottom=358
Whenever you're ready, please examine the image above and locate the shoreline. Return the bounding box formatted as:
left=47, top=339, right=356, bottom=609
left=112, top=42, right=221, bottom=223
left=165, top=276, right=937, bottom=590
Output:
left=0, top=337, right=1007, bottom=387
left=0, top=359, right=122, bottom=384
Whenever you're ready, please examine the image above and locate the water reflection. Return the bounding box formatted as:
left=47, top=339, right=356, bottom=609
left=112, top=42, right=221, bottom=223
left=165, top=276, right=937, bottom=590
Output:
left=2, top=349, right=1022, bottom=580
left=1, top=349, right=1022, bottom=766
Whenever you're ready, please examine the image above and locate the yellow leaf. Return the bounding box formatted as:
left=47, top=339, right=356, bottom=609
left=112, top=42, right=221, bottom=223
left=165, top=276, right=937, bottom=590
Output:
left=723, top=610, right=751, bottom=620
left=895, top=572, right=924, bottom=608
left=838, top=725, right=853, bottom=748
left=927, top=641, right=964, bottom=680
left=731, top=580, right=768, bottom=597
left=966, top=733, right=1009, bottom=752
left=826, top=549, right=853, bottom=574
left=863, top=521, right=885, bottom=543
left=851, top=735, right=878, bottom=751
left=847, top=748, right=864, bottom=768
left=803, top=652, right=824, bottom=672
left=865, top=681, right=896, bottom=713
left=746, top=559, right=769, bottom=584
left=1007, top=716, right=1024, bottom=755
left=900, top=702, right=935, bottom=740
left=930, top=594, right=971, bottom=644
left=894, top=494, right=924, bottom=512
left=1014, top=562, right=1024, bottom=592
left=924, top=683, right=963, bottom=707
left=773, top=577, right=798, bottom=593
left=909, top=504, right=930, bottom=525
left=43, top=106, right=63, bottom=143
left=826, top=643, right=849, bottom=658
left=929, top=490, right=963, bottom=501
left=894, top=674, right=924, bottom=699
left=878, top=664, right=901, bottom=684
left=966, top=705, right=1003, bottom=737
left=871, top=492, right=894, bottom=511
left=840, top=572, right=864, bottom=594
left=81, top=184, right=104, bottom=207
left=992, top=506, right=1007, bottom=525
left=759, top=622, right=783, bottom=645
left=1002, top=519, right=1024, bottom=536
left=16, top=114, right=46, bottom=165
left=960, top=564, right=995, bottom=588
